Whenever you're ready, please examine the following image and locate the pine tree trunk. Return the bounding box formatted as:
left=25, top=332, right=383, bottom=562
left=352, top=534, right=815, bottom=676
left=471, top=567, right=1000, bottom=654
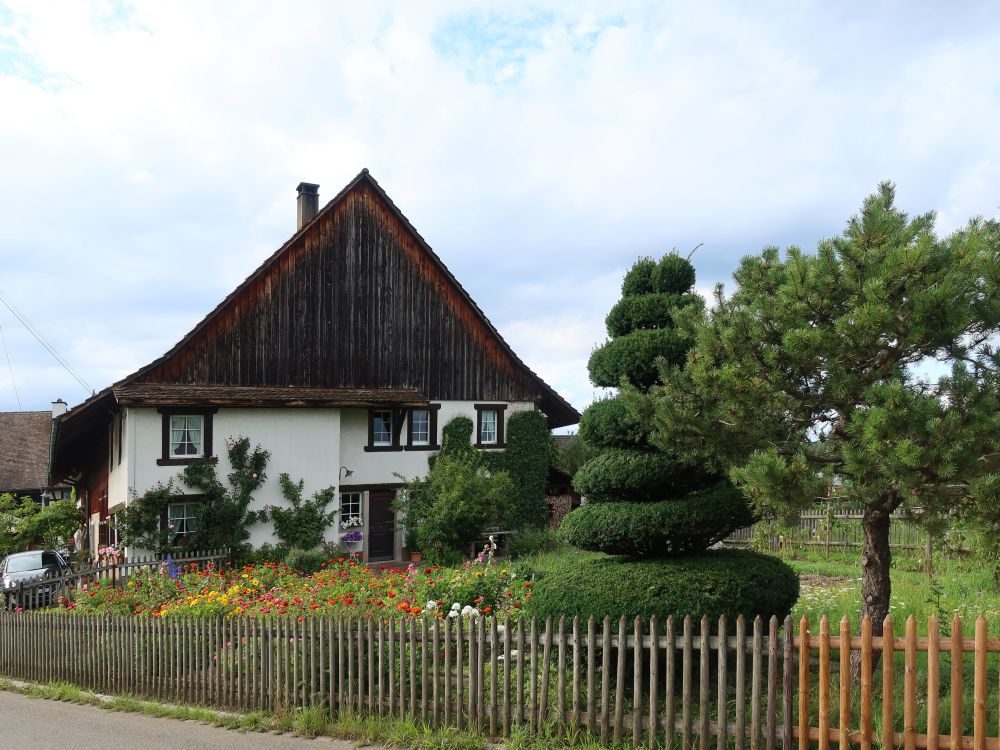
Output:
left=851, top=501, right=893, bottom=678
left=860, top=504, right=892, bottom=634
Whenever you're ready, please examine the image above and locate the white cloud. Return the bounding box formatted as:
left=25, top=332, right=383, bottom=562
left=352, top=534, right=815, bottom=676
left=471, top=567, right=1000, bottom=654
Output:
left=1, top=1, right=999, bottom=415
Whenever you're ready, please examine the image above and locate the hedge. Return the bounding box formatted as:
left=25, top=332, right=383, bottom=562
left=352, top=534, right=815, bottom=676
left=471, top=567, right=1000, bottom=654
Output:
left=502, top=410, right=551, bottom=529
left=571, top=449, right=709, bottom=502
left=523, top=548, right=799, bottom=623
left=588, top=328, right=689, bottom=389
left=578, top=397, right=648, bottom=450
left=558, top=483, right=755, bottom=557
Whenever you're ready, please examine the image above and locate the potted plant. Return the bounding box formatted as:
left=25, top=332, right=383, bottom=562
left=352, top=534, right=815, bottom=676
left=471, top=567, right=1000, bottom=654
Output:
left=340, top=530, right=364, bottom=556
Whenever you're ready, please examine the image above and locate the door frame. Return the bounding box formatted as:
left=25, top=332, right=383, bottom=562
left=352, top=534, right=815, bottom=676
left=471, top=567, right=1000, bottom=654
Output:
left=342, top=482, right=404, bottom=563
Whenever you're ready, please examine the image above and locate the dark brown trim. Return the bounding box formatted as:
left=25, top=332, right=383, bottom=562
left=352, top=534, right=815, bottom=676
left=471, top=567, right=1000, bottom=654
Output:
left=338, top=482, right=406, bottom=493
left=365, top=407, right=404, bottom=452
left=157, top=407, right=217, bottom=466
left=117, top=413, right=124, bottom=466
left=405, top=403, right=441, bottom=450
left=474, top=403, right=508, bottom=448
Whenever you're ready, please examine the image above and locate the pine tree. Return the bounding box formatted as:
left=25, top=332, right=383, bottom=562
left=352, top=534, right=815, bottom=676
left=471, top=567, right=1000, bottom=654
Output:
left=645, top=184, right=1000, bottom=635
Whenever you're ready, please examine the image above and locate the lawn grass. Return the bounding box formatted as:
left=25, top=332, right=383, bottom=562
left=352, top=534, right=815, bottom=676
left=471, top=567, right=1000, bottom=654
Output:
left=786, top=548, right=1000, bottom=634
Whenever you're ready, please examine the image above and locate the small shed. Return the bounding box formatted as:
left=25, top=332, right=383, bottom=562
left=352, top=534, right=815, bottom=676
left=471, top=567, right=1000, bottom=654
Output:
left=545, top=465, right=581, bottom=530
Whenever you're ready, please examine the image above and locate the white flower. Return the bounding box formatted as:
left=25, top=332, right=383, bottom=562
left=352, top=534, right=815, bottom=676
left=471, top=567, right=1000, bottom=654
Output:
left=462, top=605, right=480, bottom=618
left=425, top=600, right=439, bottom=610
left=451, top=602, right=461, bottom=610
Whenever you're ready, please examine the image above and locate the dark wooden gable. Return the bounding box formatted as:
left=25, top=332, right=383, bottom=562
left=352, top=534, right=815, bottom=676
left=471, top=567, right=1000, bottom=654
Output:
left=131, top=171, right=578, bottom=426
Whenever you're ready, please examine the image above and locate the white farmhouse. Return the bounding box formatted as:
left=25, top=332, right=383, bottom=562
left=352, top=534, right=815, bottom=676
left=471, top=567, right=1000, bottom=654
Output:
left=50, top=170, right=579, bottom=562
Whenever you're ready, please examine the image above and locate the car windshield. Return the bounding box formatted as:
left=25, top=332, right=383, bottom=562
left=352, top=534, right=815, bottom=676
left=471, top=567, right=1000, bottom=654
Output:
left=5, top=553, right=44, bottom=573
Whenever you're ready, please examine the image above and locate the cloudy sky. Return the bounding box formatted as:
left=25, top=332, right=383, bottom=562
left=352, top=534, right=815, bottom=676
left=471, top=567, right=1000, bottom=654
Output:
left=1, top=1, right=998, bottom=419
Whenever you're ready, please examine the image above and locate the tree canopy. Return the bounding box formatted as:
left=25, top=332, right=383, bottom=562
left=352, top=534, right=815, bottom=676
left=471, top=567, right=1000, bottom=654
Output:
left=640, top=183, right=1000, bottom=631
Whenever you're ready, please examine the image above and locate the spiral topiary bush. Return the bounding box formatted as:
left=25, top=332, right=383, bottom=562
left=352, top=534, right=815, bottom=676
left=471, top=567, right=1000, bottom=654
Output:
left=534, top=253, right=798, bottom=623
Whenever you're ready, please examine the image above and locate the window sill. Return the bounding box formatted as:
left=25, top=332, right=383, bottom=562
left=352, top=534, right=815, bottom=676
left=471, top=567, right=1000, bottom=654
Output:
left=404, top=444, right=440, bottom=451
left=157, top=456, right=218, bottom=467
left=364, top=445, right=402, bottom=453
left=474, top=442, right=506, bottom=450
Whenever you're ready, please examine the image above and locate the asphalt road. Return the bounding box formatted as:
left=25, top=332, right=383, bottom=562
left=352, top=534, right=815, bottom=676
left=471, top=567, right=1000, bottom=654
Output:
left=0, top=690, right=378, bottom=749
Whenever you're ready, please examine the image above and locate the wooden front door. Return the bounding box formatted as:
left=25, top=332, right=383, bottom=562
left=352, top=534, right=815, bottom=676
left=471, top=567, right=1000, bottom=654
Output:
left=368, top=491, right=396, bottom=561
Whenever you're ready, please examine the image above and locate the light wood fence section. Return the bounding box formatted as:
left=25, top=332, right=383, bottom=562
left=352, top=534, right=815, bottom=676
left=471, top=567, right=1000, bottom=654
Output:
left=0, top=612, right=997, bottom=749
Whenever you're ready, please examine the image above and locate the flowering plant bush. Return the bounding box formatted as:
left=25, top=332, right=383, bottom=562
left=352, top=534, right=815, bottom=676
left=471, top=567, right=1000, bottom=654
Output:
left=340, top=515, right=363, bottom=529
left=59, top=548, right=532, bottom=621
left=340, top=530, right=364, bottom=544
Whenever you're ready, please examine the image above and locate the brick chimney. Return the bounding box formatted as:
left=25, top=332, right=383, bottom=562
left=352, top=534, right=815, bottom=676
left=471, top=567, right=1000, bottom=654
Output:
left=296, top=182, right=320, bottom=231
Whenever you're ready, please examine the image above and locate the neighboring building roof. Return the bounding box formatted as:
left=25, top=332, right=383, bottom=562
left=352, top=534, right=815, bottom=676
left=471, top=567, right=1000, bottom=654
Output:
left=0, top=411, right=51, bottom=494
left=113, top=384, right=428, bottom=408
left=552, top=434, right=575, bottom=450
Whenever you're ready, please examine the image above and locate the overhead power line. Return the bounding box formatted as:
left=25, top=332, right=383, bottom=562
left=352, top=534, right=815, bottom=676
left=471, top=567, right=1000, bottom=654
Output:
left=0, top=287, right=93, bottom=395
left=0, top=319, right=22, bottom=410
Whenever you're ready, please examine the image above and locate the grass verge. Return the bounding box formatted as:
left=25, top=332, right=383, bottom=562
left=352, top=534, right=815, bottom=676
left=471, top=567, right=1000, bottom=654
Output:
left=0, top=678, right=636, bottom=749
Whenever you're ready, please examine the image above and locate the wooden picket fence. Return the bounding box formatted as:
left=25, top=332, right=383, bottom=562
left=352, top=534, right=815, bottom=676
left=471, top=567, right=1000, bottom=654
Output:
left=0, top=612, right=997, bottom=749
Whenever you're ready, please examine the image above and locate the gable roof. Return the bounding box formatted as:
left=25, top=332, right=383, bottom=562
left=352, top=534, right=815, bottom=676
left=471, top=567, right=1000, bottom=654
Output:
left=53, top=170, right=580, bottom=475
left=0, top=411, right=51, bottom=494
left=126, top=169, right=577, bottom=424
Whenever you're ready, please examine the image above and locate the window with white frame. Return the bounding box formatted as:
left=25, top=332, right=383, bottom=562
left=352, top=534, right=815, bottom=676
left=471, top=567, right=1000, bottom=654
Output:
left=167, top=502, right=199, bottom=536
left=410, top=409, right=430, bottom=445
left=479, top=410, right=498, bottom=444
left=474, top=404, right=507, bottom=447
left=371, top=410, right=392, bottom=447
left=340, top=492, right=362, bottom=527
left=170, top=415, right=204, bottom=457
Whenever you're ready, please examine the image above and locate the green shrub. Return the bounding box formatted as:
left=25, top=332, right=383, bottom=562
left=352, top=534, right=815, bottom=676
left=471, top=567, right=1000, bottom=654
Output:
left=440, top=416, right=474, bottom=457
left=605, top=292, right=702, bottom=337
left=284, top=547, right=329, bottom=575
left=558, top=484, right=754, bottom=558
left=258, top=474, right=337, bottom=550
left=406, top=455, right=514, bottom=559
left=653, top=253, right=697, bottom=294
left=524, top=548, right=799, bottom=622
left=501, top=410, right=551, bottom=530
left=587, top=328, right=689, bottom=389
left=507, top=528, right=560, bottom=559
left=621, top=257, right=657, bottom=297
left=572, top=449, right=709, bottom=502
left=578, top=397, right=648, bottom=450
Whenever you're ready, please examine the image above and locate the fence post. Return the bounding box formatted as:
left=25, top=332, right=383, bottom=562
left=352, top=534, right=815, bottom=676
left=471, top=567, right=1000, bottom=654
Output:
left=950, top=616, right=962, bottom=750
left=782, top=616, right=792, bottom=750
left=839, top=617, right=850, bottom=750
left=974, top=615, right=987, bottom=750
left=927, top=616, right=940, bottom=750
left=883, top=615, right=895, bottom=750
left=799, top=616, right=810, bottom=750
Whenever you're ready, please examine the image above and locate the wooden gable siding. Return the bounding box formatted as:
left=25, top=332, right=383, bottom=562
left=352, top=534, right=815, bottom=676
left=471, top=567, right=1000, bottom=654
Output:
left=136, top=184, right=540, bottom=404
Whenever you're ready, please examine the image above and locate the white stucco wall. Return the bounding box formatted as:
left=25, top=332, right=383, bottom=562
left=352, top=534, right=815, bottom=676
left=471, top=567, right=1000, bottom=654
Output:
left=124, top=407, right=342, bottom=547
left=119, top=400, right=536, bottom=555
left=108, top=409, right=130, bottom=511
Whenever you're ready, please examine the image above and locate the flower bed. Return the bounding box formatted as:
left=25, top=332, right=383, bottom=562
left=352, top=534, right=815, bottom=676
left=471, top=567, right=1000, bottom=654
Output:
left=59, top=545, right=532, bottom=620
